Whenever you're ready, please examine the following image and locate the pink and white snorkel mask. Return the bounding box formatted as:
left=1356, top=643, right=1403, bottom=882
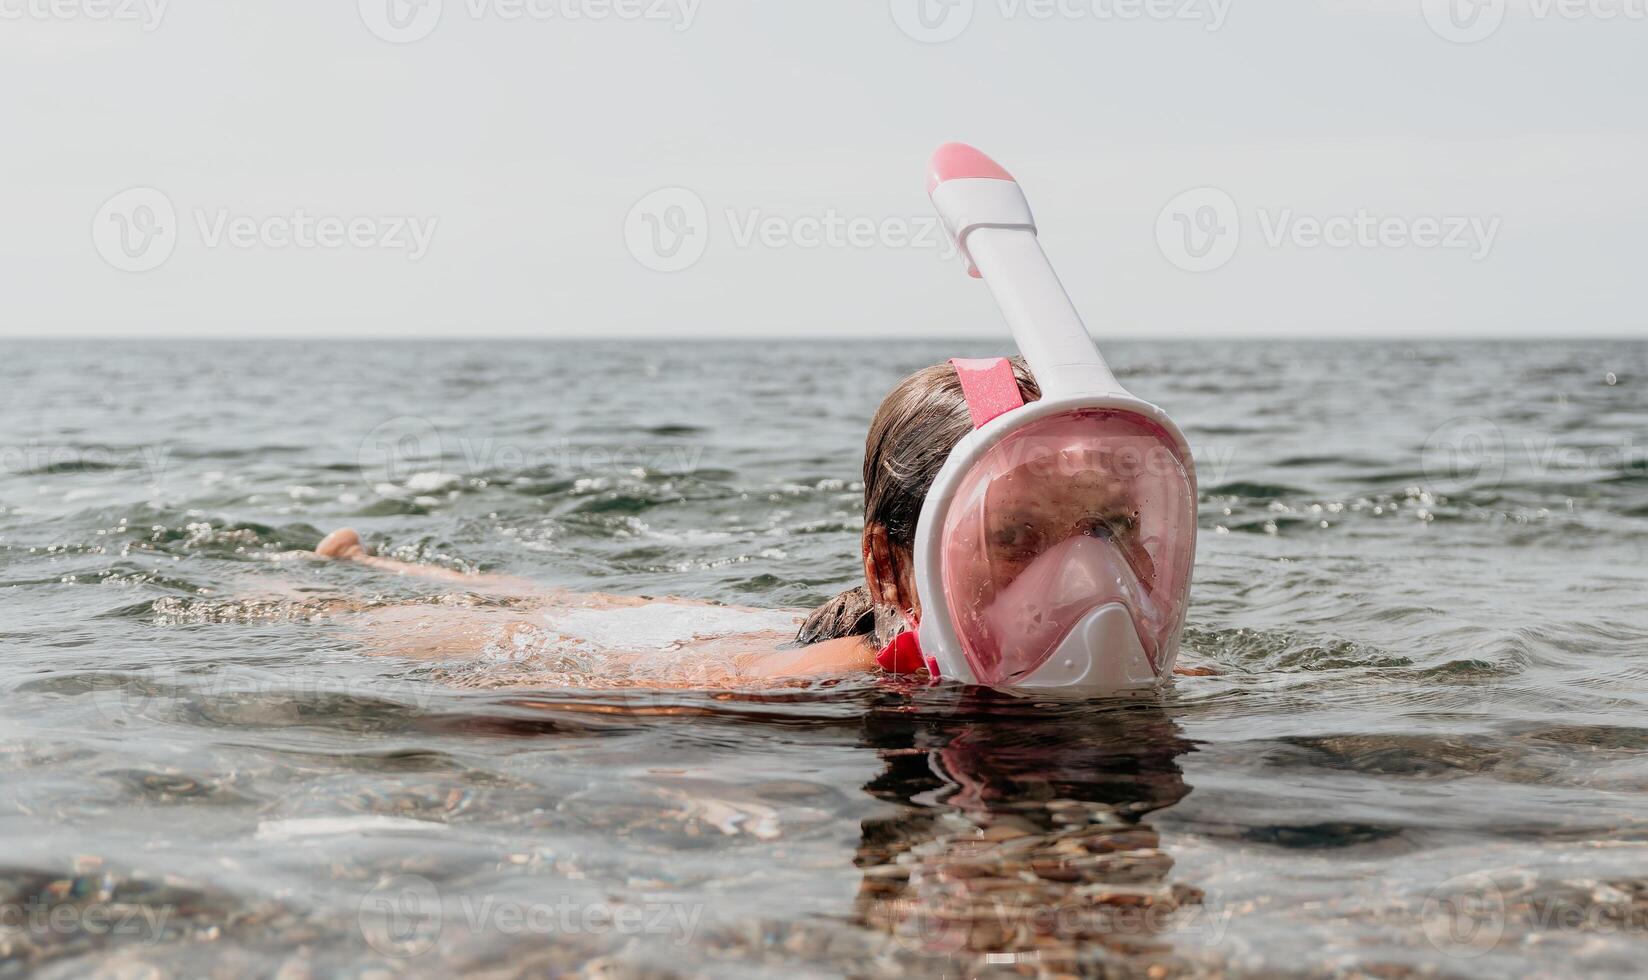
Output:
left=882, top=144, right=1198, bottom=694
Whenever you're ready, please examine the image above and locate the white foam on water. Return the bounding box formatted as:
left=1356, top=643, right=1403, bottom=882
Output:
left=457, top=602, right=807, bottom=684
left=540, top=604, right=802, bottom=652
left=255, top=816, right=448, bottom=841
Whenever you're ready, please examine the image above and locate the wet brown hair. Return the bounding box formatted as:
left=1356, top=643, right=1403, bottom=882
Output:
left=796, top=358, right=1041, bottom=647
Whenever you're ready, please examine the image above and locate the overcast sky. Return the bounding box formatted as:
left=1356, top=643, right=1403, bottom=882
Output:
left=1, top=0, right=1642, bottom=339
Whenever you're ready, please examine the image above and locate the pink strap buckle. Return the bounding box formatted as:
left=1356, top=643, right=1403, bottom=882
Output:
left=950, top=358, right=1025, bottom=429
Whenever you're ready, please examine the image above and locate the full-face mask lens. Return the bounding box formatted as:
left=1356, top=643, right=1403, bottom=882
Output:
left=938, top=409, right=1196, bottom=686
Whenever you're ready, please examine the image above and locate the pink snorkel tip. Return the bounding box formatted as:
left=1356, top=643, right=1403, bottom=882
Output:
left=925, top=142, right=1016, bottom=197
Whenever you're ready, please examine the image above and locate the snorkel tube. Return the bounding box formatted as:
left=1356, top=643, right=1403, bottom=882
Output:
left=903, top=144, right=1199, bottom=694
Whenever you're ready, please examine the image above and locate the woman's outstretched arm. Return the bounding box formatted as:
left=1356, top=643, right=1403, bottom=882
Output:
left=315, top=528, right=550, bottom=598
left=734, top=636, right=878, bottom=680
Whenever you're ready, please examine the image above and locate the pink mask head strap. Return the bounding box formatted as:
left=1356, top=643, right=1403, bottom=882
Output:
left=950, top=358, right=1025, bottom=430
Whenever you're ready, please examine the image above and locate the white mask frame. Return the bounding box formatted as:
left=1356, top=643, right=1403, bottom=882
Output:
left=909, top=143, right=1199, bottom=694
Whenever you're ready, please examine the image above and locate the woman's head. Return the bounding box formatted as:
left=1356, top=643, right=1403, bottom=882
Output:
left=797, top=359, right=1040, bottom=646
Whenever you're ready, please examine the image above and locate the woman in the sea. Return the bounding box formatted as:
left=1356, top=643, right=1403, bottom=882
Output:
left=295, top=358, right=1200, bottom=687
